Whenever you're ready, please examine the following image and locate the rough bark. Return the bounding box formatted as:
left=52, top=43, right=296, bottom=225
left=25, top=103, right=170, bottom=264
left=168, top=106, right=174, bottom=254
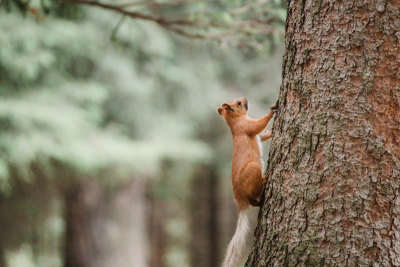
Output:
left=246, top=0, right=400, bottom=266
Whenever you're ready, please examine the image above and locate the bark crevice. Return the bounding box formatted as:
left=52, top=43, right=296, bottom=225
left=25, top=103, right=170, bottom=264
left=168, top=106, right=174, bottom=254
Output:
left=246, top=0, right=400, bottom=266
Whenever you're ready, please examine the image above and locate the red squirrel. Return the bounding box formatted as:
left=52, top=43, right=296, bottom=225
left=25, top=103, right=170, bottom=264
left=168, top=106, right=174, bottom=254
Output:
left=217, top=97, right=278, bottom=267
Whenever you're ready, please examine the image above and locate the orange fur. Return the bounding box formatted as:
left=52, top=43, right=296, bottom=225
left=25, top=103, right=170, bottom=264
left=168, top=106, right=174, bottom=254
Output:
left=218, top=97, right=277, bottom=211
left=218, top=97, right=277, bottom=267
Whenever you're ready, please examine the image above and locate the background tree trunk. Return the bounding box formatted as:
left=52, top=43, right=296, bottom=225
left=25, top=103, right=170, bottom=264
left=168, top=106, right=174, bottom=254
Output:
left=189, top=164, right=220, bottom=267
left=246, top=0, right=400, bottom=266
left=148, top=183, right=167, bottom=267
left=64, top=179, right=148, bottom=267
left=64, top=180, right=101, bottom=267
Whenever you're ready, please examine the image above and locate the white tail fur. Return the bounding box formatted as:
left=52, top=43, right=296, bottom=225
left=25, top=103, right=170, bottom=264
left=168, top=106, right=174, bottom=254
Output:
left=222, top=209, right=250, bottom=267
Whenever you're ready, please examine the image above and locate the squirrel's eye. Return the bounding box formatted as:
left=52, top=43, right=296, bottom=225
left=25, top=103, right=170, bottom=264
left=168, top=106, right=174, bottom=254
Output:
left=237, top=101, right=241, bottom=105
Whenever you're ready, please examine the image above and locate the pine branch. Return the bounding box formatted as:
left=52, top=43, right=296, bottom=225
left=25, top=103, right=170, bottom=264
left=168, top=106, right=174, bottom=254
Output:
left=61, top=0, right=281, bottom=50
left=62, top=0, right=196, bottom=26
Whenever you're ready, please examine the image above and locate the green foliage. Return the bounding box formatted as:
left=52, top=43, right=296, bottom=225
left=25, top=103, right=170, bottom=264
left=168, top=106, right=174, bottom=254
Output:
left=0, top=14, right=98, bottom=89
left=0, top=2, right=284, bottom=266
left=0, top=11, right=215, bottom=190
left=1, top=0, right=286, bottom=51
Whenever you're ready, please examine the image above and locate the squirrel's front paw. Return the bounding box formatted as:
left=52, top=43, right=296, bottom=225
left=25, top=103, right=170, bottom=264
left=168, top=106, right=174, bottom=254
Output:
left=271, top=100, right=279, bottom=111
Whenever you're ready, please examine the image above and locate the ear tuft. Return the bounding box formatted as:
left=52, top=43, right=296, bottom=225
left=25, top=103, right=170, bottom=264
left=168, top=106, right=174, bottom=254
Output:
left=217, top=107, right=224, bottom=116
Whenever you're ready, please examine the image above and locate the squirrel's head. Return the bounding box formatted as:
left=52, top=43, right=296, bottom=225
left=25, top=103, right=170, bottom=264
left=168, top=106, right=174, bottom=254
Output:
left=217, top=97, right=248, bottom=119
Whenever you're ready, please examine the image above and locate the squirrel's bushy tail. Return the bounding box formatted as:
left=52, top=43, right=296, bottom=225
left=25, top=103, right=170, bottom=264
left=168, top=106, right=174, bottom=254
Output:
left=222, top=209, right=250, bottom=267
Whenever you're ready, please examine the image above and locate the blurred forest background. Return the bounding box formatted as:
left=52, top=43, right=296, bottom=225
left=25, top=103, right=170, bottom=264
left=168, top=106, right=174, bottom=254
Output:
left=0, top=1, right=285, bottom=266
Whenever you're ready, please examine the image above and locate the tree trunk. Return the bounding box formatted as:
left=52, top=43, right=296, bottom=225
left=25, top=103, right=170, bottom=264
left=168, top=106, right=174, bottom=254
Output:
left=189, top=164, right=220, bottom=267
left=148, top=183, right=167, bottom=267
left=246, top=0, right=400, bottom=266
left=0, top=248, right=5, bottom=267
left=64, top=179, right=102, bottom=267
left=64, top=179, right=148, bottom=267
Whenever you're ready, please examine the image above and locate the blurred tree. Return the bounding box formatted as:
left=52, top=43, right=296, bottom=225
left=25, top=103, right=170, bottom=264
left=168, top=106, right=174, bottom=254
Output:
left=246, top=0, right=400, bottom=266
left=188, top=164, right=219, bottom=267
left=0, top=10, right=210, bottom=267
left=0, top=1, right=285, bottom=267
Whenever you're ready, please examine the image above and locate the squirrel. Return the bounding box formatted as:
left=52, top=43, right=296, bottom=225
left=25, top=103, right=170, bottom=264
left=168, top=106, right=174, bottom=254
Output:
left=217, top=97, right=278, bottom=267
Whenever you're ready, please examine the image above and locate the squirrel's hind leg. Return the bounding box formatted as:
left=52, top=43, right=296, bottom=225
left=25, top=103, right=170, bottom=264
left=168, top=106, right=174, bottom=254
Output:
left=249, top=198, right=261, bottom=207
left=239, top=162, right=264, bottom=207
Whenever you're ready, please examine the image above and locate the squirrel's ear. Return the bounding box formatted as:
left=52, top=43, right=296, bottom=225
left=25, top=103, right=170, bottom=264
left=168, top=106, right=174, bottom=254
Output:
left=222, top=103, right=231, bottom=110
left=217, top=107, right=224, bottom=116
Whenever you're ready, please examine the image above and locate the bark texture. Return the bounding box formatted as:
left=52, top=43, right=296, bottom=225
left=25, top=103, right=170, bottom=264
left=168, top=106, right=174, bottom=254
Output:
left=246, top=0, right=400, bottom=266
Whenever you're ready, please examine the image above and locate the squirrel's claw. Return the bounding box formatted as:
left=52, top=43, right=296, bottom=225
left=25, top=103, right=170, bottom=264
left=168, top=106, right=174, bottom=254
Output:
left=271, top=100, right=279, bottom=111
